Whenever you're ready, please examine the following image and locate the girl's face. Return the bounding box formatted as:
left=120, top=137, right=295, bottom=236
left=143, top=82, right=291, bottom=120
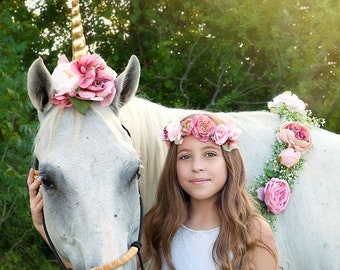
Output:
left=176, top=135, right=227, bottom=203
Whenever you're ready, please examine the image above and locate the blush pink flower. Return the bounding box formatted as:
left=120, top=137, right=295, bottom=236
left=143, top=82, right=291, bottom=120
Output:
left=160, top=115, right=241, bottom=150
left=84, top=65, right=117, bottom=106
left=52, top=94, right=73, bottom=108
left=51, top=55, right=80, bottom=95
left=191, top=115, right=216, bottom=142
left=165, top=122, right=183, bottom=145
left=278, top=148, right=301, bottom=168
left=71, top=54, right=98, bottom=88
left=277, top=122, right=312, bottom=152
left=180, top=118, right=194, bottom=136
left=257, top=178, right=291, bottom=215
left=51, top=54, right=117, bottom=111
left=268, top=91, right=306, bottom=112
left=214, top=124, right=230, bottom=145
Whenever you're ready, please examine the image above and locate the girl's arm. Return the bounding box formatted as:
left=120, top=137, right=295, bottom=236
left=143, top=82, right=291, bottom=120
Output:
left=27, top=168, right=73, bottom=269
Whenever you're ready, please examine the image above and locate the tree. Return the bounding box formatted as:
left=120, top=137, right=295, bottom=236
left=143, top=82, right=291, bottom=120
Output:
left=0, top=1, right=59, bottom=268
left=1, top=0, right=339, bottom=268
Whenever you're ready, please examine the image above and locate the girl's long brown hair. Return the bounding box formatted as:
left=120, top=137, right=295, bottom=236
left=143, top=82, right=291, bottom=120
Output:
left=143, top=114, right=277, bottom=270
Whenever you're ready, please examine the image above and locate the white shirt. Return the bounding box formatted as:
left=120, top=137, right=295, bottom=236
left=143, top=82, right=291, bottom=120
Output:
left=161, top=225, right=220, bottom=270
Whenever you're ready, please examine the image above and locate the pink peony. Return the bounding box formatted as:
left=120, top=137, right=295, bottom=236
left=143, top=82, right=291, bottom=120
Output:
left=191, top=115, right=216, bottom=142
left=278, top=148, right=301, bottom=168
left=258, top=178, right=291, bottom=215
left=277, top=122, right=312, bottom=152
left=94, top=66, right=117, bottom=106
left=71, top=54, right=98, bottom=88
left=52, top=94, right=73, bottom=108
left=180, top=118, right=194, bottom=136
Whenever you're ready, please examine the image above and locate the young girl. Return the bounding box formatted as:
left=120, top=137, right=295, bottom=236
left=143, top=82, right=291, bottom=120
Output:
left=27, top=113, right=278, bottom=270
left=141, top=113, right=279, bottom=270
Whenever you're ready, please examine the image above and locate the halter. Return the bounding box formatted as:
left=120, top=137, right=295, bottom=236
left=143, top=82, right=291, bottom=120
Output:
left=34, top=126, right=144, bottom=270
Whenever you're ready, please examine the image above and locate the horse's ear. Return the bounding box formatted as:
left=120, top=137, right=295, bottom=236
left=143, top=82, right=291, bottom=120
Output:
left=113, top=55, right=140, bottom=110
left=27, top=57, right=54, bottom=113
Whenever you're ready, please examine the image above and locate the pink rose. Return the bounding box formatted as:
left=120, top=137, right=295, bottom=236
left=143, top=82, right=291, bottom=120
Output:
left=258, top=178, right=291, bottom=215
left=86, top=66, right=117, bottom=106
left=191, top=115, right=216, bottom=142
left=181, top=118, right=194, bottom=136
left=52, top=94, right=73, bottom=108
left=67, top=55, right=117, bottom=105
left=277, top=122, right=312, bottom=152
left=278, top=148, right=301, bottom=168
left=71, top=54, right=98, bottom=88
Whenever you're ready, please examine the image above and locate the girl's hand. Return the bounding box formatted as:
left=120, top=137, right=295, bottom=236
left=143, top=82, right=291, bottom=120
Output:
left=27, top=168, right=45, bottom=238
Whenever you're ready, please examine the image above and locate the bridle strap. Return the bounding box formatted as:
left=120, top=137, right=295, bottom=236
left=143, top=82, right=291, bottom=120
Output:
left=43, top=212, right=71, bottom=270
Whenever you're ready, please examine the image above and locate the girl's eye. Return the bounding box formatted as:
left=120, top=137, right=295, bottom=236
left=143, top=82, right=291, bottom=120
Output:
left=179, top=154, right=190, bottom=160
left=205, top=152, right=217, bottom=158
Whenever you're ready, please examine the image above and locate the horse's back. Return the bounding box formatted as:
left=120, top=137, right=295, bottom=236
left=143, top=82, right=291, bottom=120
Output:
left=276, top=128, right=340, bottom=269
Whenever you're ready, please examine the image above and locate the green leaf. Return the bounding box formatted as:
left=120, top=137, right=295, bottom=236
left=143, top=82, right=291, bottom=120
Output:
left=69, top=97, right=92, bottom=114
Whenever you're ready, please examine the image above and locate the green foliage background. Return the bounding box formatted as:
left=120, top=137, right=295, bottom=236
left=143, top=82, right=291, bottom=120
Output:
left=0, top=0, right=339, bottom=268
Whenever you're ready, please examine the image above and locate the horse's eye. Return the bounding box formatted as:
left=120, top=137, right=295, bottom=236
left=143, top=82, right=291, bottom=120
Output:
left=41, top=176, right=55, bottom=189
left=135, top=168, right=141, bottom=180
left=136, top=171, right=141, bottom=180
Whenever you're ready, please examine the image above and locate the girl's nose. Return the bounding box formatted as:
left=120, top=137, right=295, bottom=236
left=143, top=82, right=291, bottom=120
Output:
left=192, top=158, right=204, bottom=172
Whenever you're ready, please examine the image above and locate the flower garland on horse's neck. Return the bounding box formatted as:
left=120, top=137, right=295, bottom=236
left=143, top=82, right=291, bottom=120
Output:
left=250, top=91, right=325, bottom=228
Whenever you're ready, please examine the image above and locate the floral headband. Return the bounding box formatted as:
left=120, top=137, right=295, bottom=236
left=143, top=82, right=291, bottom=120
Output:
left=160, top=114, right=242, bottom=151
left=51, top=53, right=117, bottom=114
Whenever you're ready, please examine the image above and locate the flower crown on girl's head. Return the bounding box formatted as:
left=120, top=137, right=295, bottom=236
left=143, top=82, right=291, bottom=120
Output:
left=160, top=114, right=242, bottom=151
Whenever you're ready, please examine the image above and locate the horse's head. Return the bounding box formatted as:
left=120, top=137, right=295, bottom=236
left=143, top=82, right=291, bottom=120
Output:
left=27, top=54, right=141, bottom=269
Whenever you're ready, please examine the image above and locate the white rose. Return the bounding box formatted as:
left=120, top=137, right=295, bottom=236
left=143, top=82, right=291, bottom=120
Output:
left=51, top=55, right=80, bottom=95
left=268, top=91, right=305, bottom=112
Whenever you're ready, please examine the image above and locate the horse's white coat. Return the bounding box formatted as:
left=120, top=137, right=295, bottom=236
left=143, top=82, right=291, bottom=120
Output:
left=120, top=97, right=340, bottom=270
left=28, top=56, right=142, bottom=270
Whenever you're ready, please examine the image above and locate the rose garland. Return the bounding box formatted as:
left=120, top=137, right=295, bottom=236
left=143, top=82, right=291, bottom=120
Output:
left=160, top=114, right=242, bottom=151
left=250, top=91, right=325, bottom=228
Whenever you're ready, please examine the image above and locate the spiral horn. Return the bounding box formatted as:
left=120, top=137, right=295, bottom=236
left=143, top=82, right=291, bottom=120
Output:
left=71, top=0, right=88, bottom=60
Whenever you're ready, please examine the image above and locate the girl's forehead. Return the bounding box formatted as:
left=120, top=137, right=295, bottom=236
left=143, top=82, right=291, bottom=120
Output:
left=177, top=135, right=221, bottom=152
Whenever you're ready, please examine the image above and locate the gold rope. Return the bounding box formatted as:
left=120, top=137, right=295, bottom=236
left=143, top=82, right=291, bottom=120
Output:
left=89, top=246, right=139, bottom=270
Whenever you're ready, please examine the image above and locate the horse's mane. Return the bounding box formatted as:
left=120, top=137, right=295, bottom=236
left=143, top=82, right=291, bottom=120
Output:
left=119, top=97, right=192, bottom=210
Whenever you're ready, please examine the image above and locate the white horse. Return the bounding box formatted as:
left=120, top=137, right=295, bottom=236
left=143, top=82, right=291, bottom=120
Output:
left=28, top=53, right=340, bottom=269
left=120, top=97, right=340, bottom=270
left=27, top=55, right=142, bottom=270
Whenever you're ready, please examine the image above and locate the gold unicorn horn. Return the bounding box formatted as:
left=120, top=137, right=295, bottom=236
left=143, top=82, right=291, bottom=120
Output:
left=71, top=0, right=88, bottom=60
